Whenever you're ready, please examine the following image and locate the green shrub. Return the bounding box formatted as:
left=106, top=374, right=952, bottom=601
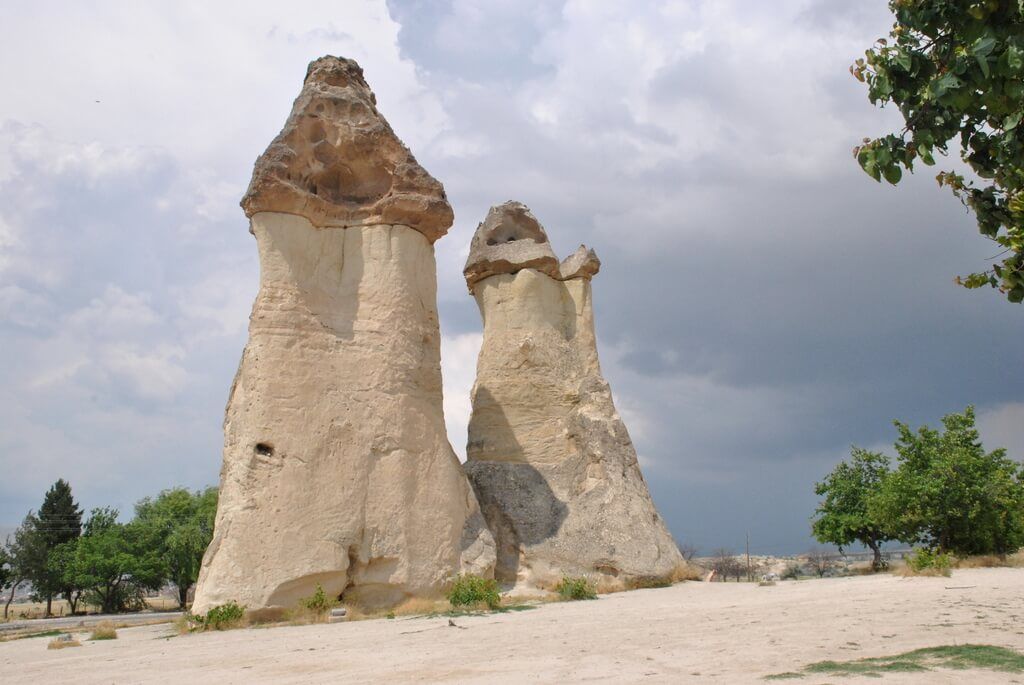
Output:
left=298, top=584, right=338, bottom=615
left=556, top=576, right=597, bottom=600
left=447, top=574, right=501, bottom=610
left=192, top=601, right=246, bottom=631
left=907, top=548, right=952, bottom=575
left=780, top=563, right=801, bottom=580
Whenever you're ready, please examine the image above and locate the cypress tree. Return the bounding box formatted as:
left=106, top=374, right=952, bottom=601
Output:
left=33, top=479, right=83, bottom=615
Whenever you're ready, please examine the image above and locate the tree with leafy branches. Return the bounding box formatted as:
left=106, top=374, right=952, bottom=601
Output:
left=3, top=514, right=45, bottom=619
left=68, top=508, right=164, bottom=614
left=853, top=0, right=1024, bottom=301
left=871, top=406, right=1024, bottom=556
left=812, top=447, right=895, bottom=571
left=133, top=487, right=217, bottom=608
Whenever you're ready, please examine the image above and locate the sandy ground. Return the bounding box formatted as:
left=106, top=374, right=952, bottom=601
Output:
left=2, top=568, right=1023, bottom=684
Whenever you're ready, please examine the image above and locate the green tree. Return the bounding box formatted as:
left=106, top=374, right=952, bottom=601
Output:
left=852, top=1, right=1024, bottom=302
left=3, top=514, right=45, bottom=619
left=0, top=542, right=12, bottom=616
left=133, top=487, right=217, bottom=609
left=69, top=508, right=164, bottom=614
left=812, top=447, right=895, bottom=570
left=872, top=406, right=1024, bottom=555
left=28, top=479, right=83, bottom=615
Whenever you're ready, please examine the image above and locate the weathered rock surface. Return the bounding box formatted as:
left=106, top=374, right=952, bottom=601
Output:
left=241, top=56, right=453, bottom=242
left=192, top=57, right=494, bottom=614
left=558, top=245, right=601, bottom=281
left=463, top=201, right=560, bottom=291
left=464, top=203, right=683, bottom=590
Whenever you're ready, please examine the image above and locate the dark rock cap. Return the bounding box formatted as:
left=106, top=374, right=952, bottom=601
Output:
left=463, top=201, right=560, bottom=291
left=241, top=56, right=453, bottom=242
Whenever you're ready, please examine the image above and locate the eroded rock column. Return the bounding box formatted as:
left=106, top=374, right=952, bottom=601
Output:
left=464, top=202, right=683, bottom=590
left=192, top=57, right=494, bottom=613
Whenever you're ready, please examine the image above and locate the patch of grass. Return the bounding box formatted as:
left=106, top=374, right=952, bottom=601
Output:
left=298, top=584, right=338, bottom=615
left=1, top=629, right=64, bottom=642
left=556, top=576, right=597, bottom=601
left=188, top=601, right=246, bottom=631
left=897, top=548, right=952, bottom=577
left=47, top=636, right=81, bottom=649
left=625, top=575, right=672, bottom=590
left=89, top=621, right=117, bottom=640
left=766, top=644, right=1024, bottom=679
left=955, top=553, right=1024, bottom=569
left=446, top=574, right=501, bottom=610
left=670, top=563, right=703, bottom=582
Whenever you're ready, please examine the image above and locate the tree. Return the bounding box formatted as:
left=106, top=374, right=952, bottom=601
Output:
left=852, top=1, right=1024, bottom=302
left=872, top=406, right=1024, bottom=556
left=804, top=548, right=838, bottom=578
left=4, top=514, right=45, bottom=619
left=812, top=447, right=895, bottom=571
left=133, top=487, right=218, bottom=608
left=0, top=542, right=12, bottom=615
left=29, top=479, right=83, bottom=615
left=678, top=543, right=699, bottom=562
left=68, top=508, right=164, bottom=614
left=709, top=548, right=742, bottom=582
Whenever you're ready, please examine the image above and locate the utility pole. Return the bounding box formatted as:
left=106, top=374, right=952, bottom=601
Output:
left=746, top=531, right=751, bottom=582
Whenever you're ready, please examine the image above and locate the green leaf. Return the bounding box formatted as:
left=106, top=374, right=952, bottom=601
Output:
left=883, top=164, right=903, bottom=185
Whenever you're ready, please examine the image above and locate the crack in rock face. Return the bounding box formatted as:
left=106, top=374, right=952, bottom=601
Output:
left=463, top=201, right=684, bottom=590
left=192, top=56, right=494, bottom=615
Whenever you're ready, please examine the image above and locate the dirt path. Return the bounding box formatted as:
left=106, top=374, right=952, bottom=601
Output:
left=2, top=568, right=1023, bottom=684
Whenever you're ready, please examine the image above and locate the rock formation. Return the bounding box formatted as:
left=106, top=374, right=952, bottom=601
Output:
left=464, top=201, right=683, bottom=590
left=192, top=56, right=494, bottom=614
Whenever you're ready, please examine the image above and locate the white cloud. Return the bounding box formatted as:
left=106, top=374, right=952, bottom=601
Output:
left=440, top=332, right=482, bottom=461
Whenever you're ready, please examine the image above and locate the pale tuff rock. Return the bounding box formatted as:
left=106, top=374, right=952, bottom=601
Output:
left=463, top=201, right=560, bottom=291
left=240, top=56, right=453, bottom=242
left=464, top=203, right=683, bottom=589
left=558, top=245, right=601, bottom=281
left=192, top=57, right=494, bottom=614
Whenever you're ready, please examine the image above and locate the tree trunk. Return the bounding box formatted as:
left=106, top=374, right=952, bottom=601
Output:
left=868, top=540, right=882, bottom=571
left=45, top=594, right=52, bottom=617
left=4, top=581, right=21, bottom=619
left=178, top=584, right=188, bottom=610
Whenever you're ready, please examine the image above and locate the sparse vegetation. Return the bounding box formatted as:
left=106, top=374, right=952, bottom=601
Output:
left=89, top=621, right=117, bottom=640
left=767, top=644, right=1024, bottom=679
left=47, top=635, right=81, bottom=649
left=296, top=583, right=338, bottom=621
left=804, top=548, right=838, bottom=578
left=446, top=574, right=501, bottom=610
left=900, top=548, right=953, bottom=577
left=625, top=575, right=672, bottom=590
left=189, top=601, right=246, bottom=631
left=780, top=563, right=801, bottom=580
left=556, top=576, right=597, bottom=600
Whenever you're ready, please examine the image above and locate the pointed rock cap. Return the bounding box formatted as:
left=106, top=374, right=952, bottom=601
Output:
left=241, top=56, right=453, bottom=242
left=558, top=245, right=600, bottom=280
left=464, top=201, right=560, bottom=291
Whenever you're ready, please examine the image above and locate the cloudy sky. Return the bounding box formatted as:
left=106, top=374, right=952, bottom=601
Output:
left=1, top=0, right=1022, bottom=554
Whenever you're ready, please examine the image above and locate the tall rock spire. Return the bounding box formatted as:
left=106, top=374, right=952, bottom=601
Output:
left=464, top=201, right=684, bottom=590
left=192, top=57, right=494, bottom=614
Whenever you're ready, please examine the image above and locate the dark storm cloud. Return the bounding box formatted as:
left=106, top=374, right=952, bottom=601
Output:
left=393, top=0, right=1024, bottom=554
